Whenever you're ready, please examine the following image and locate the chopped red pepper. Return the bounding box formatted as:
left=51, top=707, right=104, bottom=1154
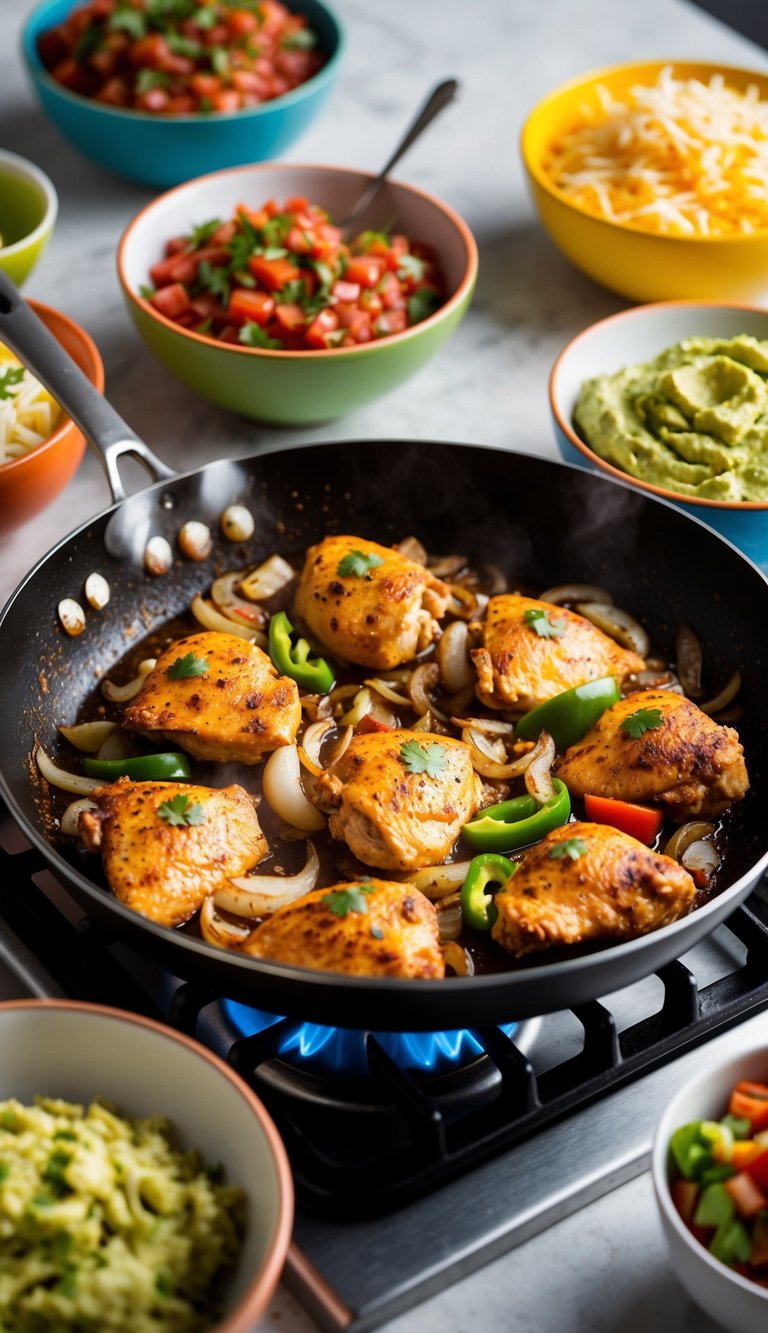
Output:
left=583, top=793, right=663, bottom=844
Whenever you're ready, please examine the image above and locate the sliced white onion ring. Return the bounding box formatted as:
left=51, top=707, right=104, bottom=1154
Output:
left=58, top=721, right=118, bottom=753
left=524, top=730, right=556, bottom=804
left=190, top=594, right=267, bottom=646
left=452, top=715, right=514, bottom=736
left=408, top=860, right=474, bottom=898
left=663, top=821, right=716, bottom=862
left=576, top=602, right=650, bottom=657
left=437, top=893, right=463, bottom=941
left=298, top=719, right=335, bottom=776
left=437, top=621, right=475, bottom=694
left=96, top=731, right=131, bottom=761
left=364, top=678, right=411, bottom=707
left=681, top=839, right=719, bottom=882
left=217, top=842, right=320, bottom=916
left=395, top=536, right=428, bottom=565
left=540, top=583, right=612, bottom=606
left=410, top=663, right=449, bottom=722
left=442, top=942, right=474, bottom=976
left=340, top=687, right=373, bottom=727
left=199, top=895, right=252, bottom=949
left=263, top=744, right=325, bottom=831
left=429, top=553, right=468, bottom=580
left=102, top=658, right=156, bottom=703
left=699, top=671, right=742, bottom=716
left=36, top=746, right=103, bottom=795
left=211, top=571, right=267, bottom=627
left=240, top=553, right=294, bottom=601
left=447, top=584, right=488, bottom=620
left=60, top=797, right=96, bottom=836
left=461, top=727, right=534, bottom=780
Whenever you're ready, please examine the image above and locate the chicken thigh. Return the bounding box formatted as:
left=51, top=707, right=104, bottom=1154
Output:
left=556, top=688, right=748, bottom=821
left=293, top=535, right=450, bottom=670
left=472, top=594, right=645, bottom=711
left=491, top=820, right=696, bottom=957
left=243, top=878, right=444, bottom=978
left=78, top=778, right=267, bottom=928
left=314, top=730, right=483, bottom=871
left=123, top=630, right=301, bottom=764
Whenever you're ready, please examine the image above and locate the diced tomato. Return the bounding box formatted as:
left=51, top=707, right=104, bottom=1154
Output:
left=226, top=8, right=259, bottom=34
left=671, top=1179, right=699, bottom=1226
left=305, top=309, right=339, bottom=348
left=730, top=1082, right=768, bottom=1133
left=582, top=794, right=663, bottom=844
left=733, top=1140, right=763, bottom=1170
left=150, top=283, right=192, bottom=319
left=745, top=1146, right=768, bottom=1190
left=190, top=72, right=221, bottom=99
left=359, top=289, right=383, bottom=316
left=95, top=75, right=129, bottom=104
left=332, top=280, right=361, bottom=303
left=375, top=310, right=408, bottom=336
left=337, top=308, right=372, bottom=342
left=128, top=33, right=169, bottom=69
left=284, top=196, right=309, bottom=213
left=725, top=1171, right=767, bottom=1219
left=358, top=714, right=392, bottom=734
left=274, top=303, right=306, bottom=332
left=345, top=256, right=387, bottom=288
left=211, top=221, right=238, bottom=246
left=211, top=89, right=241, bottom=112
left=248, top=255, right=301, bottom=290
left=378, top=271, right=407, bottom=310
left=236, top=204, right=269, bottom=229
left=227, top=289, right=276, bottom=326
left=165, top=235, right=189, bottom=256
left=285, top=227, right=312, bottom=254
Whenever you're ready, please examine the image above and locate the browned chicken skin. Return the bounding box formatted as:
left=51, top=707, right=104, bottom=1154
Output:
left=491, top=820, right=696, bottom=957
left=243, top=879, right=445, bottom=978
left=556, top=688, right=749, bottom=821
left=472, top=594, right=645, bottom=711
left=314, top=729, right=483, bottom=872
left=293, top=535, right=450, bottom=670
left=78, top=779, right=267, bottom=928
left=123, top=630, right=301, bottom=764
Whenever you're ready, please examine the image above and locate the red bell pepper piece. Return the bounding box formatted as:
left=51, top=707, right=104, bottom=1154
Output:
left=583, top=793, right=663, bottom=844
left=729, top=1081, right=768, bottom=1132
left=248, top=255, right=302, bottom=291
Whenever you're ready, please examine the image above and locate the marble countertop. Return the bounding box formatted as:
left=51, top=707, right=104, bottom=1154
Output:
left=1, top=0, right=766, bottom=1328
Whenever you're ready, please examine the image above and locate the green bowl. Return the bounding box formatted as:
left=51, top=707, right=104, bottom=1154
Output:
left=0, top=151, right=58, bottom=288
left=117, top=163, right=477, bottom=425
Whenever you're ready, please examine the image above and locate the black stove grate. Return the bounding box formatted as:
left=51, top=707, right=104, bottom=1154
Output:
left=3, top=811, right=768, bottom=1220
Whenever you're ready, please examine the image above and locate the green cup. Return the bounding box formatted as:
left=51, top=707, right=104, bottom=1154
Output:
left=0, top=151, right=58, bottom=288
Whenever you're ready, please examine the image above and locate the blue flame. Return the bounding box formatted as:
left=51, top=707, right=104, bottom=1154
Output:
left=223, top=1000, right=518, bottom=1076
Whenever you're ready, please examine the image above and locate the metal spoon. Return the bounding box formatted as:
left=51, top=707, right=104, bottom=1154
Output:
left=338, top=77, right=459, bottom=237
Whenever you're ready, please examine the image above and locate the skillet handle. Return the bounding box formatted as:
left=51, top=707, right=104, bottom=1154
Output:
left=0, top=270, right=175, bottom=503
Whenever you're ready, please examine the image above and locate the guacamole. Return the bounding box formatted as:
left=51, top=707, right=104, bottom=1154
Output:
left=573, top=336, right=768, bottom=501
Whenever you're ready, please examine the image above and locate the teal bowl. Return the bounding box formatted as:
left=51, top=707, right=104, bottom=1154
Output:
left=117, top=163, right=478, bottom=425
left=0, top=150, right=57, bottom=288
left=549, top=301, right=768, bottom=571
left=22, top=0, right=343, bottom=188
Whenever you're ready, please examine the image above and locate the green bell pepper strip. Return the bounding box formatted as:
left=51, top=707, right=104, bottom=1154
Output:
left=693, top=1182, right=735, bottom=1229
left=268, top=611, right=335, bottom=694
left=709, top=1217, right=753, bottom=1266
left=82, top=753, right=192, bottom=781
left=514, top=676, right=621, bottom=750
left=462, top=779, right=571, bottom=854
left=460, top=854, right=516, bottom=930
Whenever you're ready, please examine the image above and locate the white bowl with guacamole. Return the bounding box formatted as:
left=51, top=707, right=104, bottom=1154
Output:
left=550, top=301, right=768, bottom=569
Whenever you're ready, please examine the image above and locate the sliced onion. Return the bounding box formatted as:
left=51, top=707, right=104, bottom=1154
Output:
left=467, top=728, right=506, bottom=762
left=216, top=842, right=320, bottom=916
left=60, top=797, right=96, bottom=836
left=447, top=584, right=489, bottom=620
left=540, top=583, right=612, bottom=605
left=211, top=571, right=267, bottom=627
left=239, top=553, right=295, bottom=601
left=442, top=942, right=474, bottom=976
left=298, top=719, right=335, bottom=776
left=58, top=721, right=118, bottom=753
left=97, top=731, right=131, bottom=761
left=395, top=536, right=427, bottom=565
left=200, top=895, right=252, bottom=949
left=36, top=745, right=103, bottom=795
left=340, top=687, right=373, bottom=726
left=365, top=678, right=411, bottom=707
left=480, top=563, right=507, bottom=595
left=524, top=730, right=556, bottom=804
left=452, top=716, right=514, bottom=736
left=681, top=839, right=720, bottom=882
left=627, top=669, right=682, bottom=693
left=437, top=893, right=462, bottom=940
left=263, top=744, right=325, bottom=831
left=411, top=712, right=433, bottom=733
left=461, top=727, right=534, bottom=780
left=409, top=663, right=449, bottom=722
left=191, top=594, right=267, bottom=646
left=408, top=861, right=474, bottom=898
left=576, top=602, right=650, bottom=657
left=300, top=693, right=334, bottom=722
left=699, top=671, right=742, bottom=716
left=437, top=621, right=475, bottom=694
left=663, top=821, right=716, bottom=862
left=102, top=658, right=156, bottom=703
left=676, top=624, right=703, bottom=698
left=429, top=554, right=468, bottom=580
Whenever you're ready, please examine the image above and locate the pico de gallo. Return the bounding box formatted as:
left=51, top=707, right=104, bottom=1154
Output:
left=37, top=0, right=324, bottom=116
left=142, top=197, right=446, bottom=350
left=669, top=1077, right=768, bottom=1282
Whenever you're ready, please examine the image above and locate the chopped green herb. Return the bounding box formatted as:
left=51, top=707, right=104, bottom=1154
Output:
left=195, top=317, right=214, bottom=335
left=322, top=885, right=375, bottom=918
left=622, top=707, right=664, bottom=740
left=167, top=651, right=209, bottom=679
left=155, top=1268, right=175, bottom=1299
left=370, top=924, right=384, bottom=940
left=399, top=739, right=449, bottom=779
left=210, top=46, right=231, bottom=78
left=166, top=29, right=203, bottom=57
left=58, top=1266, right=79, bottom=1300
left=0, top=1109, right=19, bottom=1132
left=41, top=1150, right=72, bottom=1198
left=138, top=284, right=156, bottom=300
left=337, top=549, right=384, bottom=578
left=281, top=27, right=317, bottom=50
left=261, top=213, right=294, bottom=248
left=197, top=259, right=231, bottom=302
left=262, top=246, right=289, bottom=260
left=75, top=26, right=104, bottom=59
left=0, top=366, right=25, bottom=400
left=108, top=8, right=147, bottom=39
left=523, top=607, right=567, bottom=639
left=53, top=1130, right=77, bottom=1142
left=48, top=1232, right=74, bottom=1262
left=193, top=4, right=219, bottom=28
left=354, top=228, right=391, bottom=252
left=186, top=217, right=222, bottom=249
left=239, top=322, right=284, bottom=349
left=0, top=1162, right=9, bottom=1183
left=135, top=67, right=171, bottom=95
left=406, top=287, right=442, bottom=324
left=549, top=837, right=588, bottom=862
left=397, top=253, right=427, bottom=283
left=157, top=794, right=207, bottom=828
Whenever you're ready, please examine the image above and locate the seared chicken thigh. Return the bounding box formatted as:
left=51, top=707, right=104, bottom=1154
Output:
left=294, top=535, right=450, bottom=670
left=556, top=688, right=748, bottom=821
left=244, top=879, right=444, bottom=978
left=123, top=631, right=301, bottom=764
left=472, top=594, right=645, bottom=711
left=491, top=820, right=696, bottom=957
left=314, top=730, right=483, bottom=871
left=78, top=779, right=266, bottom=928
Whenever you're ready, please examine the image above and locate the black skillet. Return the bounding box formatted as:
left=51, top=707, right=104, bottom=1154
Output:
left=1, top=272, right=767, bottom=1030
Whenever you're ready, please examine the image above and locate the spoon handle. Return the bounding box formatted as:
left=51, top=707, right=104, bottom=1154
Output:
left=341, top=77, right=459, bottom=235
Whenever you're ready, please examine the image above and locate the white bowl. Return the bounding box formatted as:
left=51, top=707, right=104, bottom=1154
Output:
left=652, top=1040, right=768, bottom=1333
left=0, top=999, right=293, bottom=1332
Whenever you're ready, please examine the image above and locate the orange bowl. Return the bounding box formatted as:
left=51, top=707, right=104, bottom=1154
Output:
left=0, top=301, right=103, bottom=536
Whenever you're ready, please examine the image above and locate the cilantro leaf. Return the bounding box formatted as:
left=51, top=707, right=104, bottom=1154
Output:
left=209, top=46, right=230, bottom=78
left=281, top=27, right=317, bottom=50
left=523, top=607, right=566, bottom=639
left=108, top=9, right=147, bottom=39
left=353, top=228, right=391, bottom=253
left=239, top=322, right=283, bottom=349
left=58, top=1266, right=79, bottom=1300
left=157, top=794, right=207, bottom=827
left=622, top=707, right=664, bottom=740
left=549, top=837, right=588, bottom=862
left=186, top=217, right=222, bottom=249
left=322, top=885, right=375, bottom=917
left=139, top=284, right=156, bottom=300
left=397, top=253, right=427, bottom=283
left=406, top=286, right=441, bottom=325
left=167, top=651, right=209, bottom=679
left=135, top=67, right=170, bottom=95
left=166, top=29, right=203, bottom=57
left=192, top=4, right=219, bottom=29
left=399, top=739, right=449, bottom=779
left=0, top=367, right=25, bottom=400
left=337, top=549, right=384, bottom=578
left=197, top=260, right=231, bottom=302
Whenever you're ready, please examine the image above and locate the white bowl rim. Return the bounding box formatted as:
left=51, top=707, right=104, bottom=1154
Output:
left=0, top=149, right=58, bottom=258
left=651, top=1040, right=768, bottom=1304
left=0, top=996, right=295, bottom=1333
left=549, top=298, right=768, bottom=512
left=117, top=161, right=478, bottom=360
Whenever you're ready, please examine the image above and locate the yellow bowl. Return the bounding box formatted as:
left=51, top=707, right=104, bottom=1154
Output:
left=520, top=60, right=768, bottom=303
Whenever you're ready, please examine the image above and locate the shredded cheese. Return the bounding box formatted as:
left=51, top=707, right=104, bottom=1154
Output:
left=0, top=342, right=61, bottom=464
left=543, top=66, right=768, bottom=237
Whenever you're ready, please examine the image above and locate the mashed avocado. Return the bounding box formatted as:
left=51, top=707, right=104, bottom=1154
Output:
left=0, top=1097, right=246, bottom=1333
left=573, top=336, right=768, bottom=501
